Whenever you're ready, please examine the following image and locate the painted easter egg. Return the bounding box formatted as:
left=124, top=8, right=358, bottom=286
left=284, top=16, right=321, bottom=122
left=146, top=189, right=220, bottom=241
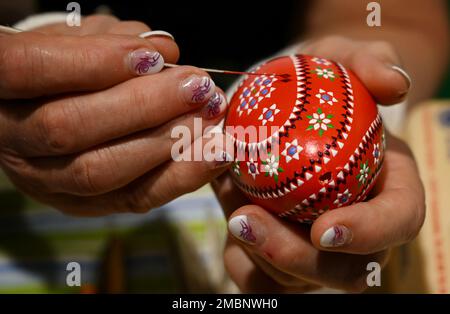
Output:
left=224, top=55, right=385, bottom=223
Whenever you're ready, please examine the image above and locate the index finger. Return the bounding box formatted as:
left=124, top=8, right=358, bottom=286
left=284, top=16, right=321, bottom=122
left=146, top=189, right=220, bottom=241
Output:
left=0, top=31, right=179, bottom=99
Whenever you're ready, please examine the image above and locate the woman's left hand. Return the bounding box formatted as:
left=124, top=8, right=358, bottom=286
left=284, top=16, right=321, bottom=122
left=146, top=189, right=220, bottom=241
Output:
left=212, top=37, right=425, bottom=293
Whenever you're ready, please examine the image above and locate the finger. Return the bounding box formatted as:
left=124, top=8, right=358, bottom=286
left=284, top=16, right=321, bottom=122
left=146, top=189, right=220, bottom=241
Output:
left=105, top=20, right=179, bottom=64
left=33, top=14, right=178, bottom=63
left=226, top=204, right=389, bottom=291
left=0, top=32, right=177, bottom=98
left=310, top=136, right=425, bottom=254
left=30, top=15, right=178, bottom=61
left=24, top=134, right=233, bottom=216
left=7, top=92, right=229, bottom=196
left=301, top=36, right=411, bottom=105
left=2, top=66, right=218, bottom=157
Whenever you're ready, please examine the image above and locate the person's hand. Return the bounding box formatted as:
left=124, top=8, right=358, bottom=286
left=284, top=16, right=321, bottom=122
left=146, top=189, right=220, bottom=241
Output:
left=0, top=16, right=231, bottom=216
left=212, top=36, right=425, bottom=292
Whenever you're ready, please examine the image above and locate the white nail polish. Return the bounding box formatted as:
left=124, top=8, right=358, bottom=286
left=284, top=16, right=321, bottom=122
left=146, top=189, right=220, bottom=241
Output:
left=391, top=65, right=411, bottom=89
left=202, top=92, right=228, bottom=119
left=139, top=30, right=175, bottom=40
left=128, top=49, right=164, bottom=75
left=320, top=225, right=352, bottom=248
left=181, top=75, right=216, bottom=104
left=228, top=215, right=256, bottom=244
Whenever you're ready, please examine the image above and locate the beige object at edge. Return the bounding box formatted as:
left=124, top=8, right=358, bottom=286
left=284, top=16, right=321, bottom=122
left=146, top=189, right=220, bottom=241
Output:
left=378, top=100, right=450, bottom=293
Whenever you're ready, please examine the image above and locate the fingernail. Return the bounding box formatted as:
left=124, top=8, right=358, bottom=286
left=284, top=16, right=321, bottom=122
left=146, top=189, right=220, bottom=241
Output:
left=128, top=49, right=164, bottom=75
left=391, top=65, right=412, bottom=91
left=229, top=215, right=258, bottom=244
left=202, top=92, right=228, bottom=119
left=139, top=30, right=175, bottom=41
left=181, top=75, right=215, bottom=104
left=320, top=225, right=352, bottom=248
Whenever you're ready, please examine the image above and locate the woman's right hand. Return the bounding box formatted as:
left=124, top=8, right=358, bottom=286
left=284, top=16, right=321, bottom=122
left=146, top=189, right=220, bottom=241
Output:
left=0, top=17, right=230, bottom=216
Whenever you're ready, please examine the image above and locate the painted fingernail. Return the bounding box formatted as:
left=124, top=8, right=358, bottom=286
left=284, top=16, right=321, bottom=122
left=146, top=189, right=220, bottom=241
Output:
left=202, top=92, right=228, bottom=119
left=391, top=65, right=412, bottom=91
left=320, top=225, right=353, bottom=248
left=128, top=49, right=164, bottom=75
left=139, top=30, right=175, bottom=40
left=181, top=75, right=215, bottom=104
left=228, top=215, right=257, bottom=244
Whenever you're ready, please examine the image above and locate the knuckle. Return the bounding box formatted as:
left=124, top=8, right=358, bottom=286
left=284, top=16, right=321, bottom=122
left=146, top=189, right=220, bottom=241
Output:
left=70, top=148, right=118, bottom=195
left=38, top=104, right=75, bottom=154
left=70, top=156, right=96, bottom=195
left=70, top=155, right=101, bottom=195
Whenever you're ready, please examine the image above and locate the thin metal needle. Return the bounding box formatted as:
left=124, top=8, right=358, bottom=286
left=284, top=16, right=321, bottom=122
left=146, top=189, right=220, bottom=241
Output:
left=0, top=25, right=286, bottom=77
left=164, top=63, right=281, bottom=77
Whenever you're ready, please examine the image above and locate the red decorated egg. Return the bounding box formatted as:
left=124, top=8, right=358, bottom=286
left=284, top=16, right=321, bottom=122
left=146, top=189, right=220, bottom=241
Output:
left=224, top=55, right=385, bottom=223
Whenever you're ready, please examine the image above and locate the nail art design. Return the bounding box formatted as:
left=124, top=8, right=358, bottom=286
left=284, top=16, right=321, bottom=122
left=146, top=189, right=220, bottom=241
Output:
left=192, top=77, right=213, bottom=102
left=135, top=53, right=161, bottom=74
left=320, top=225, right=352, bottom=248
left=129, top=50, right=164, bottom=75
left=203, top=92, right=227, bottom=119
left=181, top=75, right=216, bottom=104
left=229, top=215, right=256, bottom=243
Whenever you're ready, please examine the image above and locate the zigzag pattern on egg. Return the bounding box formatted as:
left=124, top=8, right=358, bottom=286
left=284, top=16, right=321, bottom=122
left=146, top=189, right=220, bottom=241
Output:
left=224, top=55, right=385, bottom=223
